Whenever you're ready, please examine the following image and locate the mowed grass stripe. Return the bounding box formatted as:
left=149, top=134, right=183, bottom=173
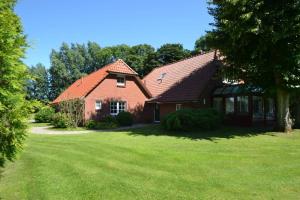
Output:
left=1, top=127, right=300, bottom=200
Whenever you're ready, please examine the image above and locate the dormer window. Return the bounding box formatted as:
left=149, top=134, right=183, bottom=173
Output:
left=117, top=75, right=125, bottom=87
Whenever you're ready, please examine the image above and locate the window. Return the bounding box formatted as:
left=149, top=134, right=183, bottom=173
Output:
left=176, top=104, right=182, bottom=111
left=117, top=76, right=125, bottom=86
left=237, top=96, right=249, bottom=113
left=95, top=100, right=102, bottom=111
left=110, top=101, right=126, bottom=115
left=225, top=97, right=235, bottom=114
left=253, top=96, right=264, bottom=120
left=266, top=98, right=275, bottom=120
left=213, top=97, right=223, bottom=113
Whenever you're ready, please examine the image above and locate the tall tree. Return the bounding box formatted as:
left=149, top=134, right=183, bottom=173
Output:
left=143, top=52, right=161, bottom=75
left=27, top=63, right=49, bottom=101
left=156, top=43, right=190, bottom=65
left=49, top=43, right=87, bottom=100
left=0, top=0, right=29, bottom=166
left=86, top=41, right=101, bottom=73
left=125, top=44, right=155, bottom=76
left=208, top=0, right=300, bottom=132
left=194, top=32, right=213, bottom=54
left=49, top=50, right=70, bottom=100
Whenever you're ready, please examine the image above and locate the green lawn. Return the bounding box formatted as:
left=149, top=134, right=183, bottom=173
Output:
left=1, top=126, right=300, bottom=200
left=28, top=122, right=88, bottom=131
left=28, top=122, right=50, bottom=127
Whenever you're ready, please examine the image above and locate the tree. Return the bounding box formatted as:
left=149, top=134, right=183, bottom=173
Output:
left=0, top=0, right=29, bottom=166
left=143, top=52, right=161, bottom=75
left=208, top=0, right=300, bottom=132
left=27, top=63, right=49, bottom=101
left=156, top=43, right=190, bottom=65
left=49, top=43, right=87, bottom=100
left=125, top=44, right=155, bottom=76
left=49, top=50, right=70, bottom=100
left=194, top=32, right=213, bottom=54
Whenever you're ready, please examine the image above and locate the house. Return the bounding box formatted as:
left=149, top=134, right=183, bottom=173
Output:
left=143, top=51, right=276, bottom=125
left=53, top=51, right=276, bottom=126
left=142, top=51, right=222, bottom=122
left=52, top=59, right=151, bottom=122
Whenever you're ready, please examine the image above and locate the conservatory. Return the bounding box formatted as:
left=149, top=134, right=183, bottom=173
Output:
left=212, top=85, right=276, bottom=126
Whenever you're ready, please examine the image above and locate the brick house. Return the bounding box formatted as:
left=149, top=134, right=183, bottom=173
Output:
left=53, top=59, right=151, bottom=122
left=143, top=51, right=275, bottom=125
left=143, top=51, right=222, bottom=122
left=53, top=51, right=275, bottom=125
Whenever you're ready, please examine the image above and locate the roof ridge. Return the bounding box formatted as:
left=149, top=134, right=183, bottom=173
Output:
left=142, top=50, right=216, bottom=81
left=116, top=59, right=138, bottom=75
left=156, top=50, right=216, bottom=70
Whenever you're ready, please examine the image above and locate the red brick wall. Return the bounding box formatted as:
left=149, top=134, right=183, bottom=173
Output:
left=84, top=74, right=149, bottom=122
left=158, top=101, right=211, bottom=121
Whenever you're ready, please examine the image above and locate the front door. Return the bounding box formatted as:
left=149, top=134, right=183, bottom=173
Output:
left=154, top=103, right=160, bottom=122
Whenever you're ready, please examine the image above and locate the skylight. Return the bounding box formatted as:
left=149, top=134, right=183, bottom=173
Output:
left=157, top=73, right=166, bottom=83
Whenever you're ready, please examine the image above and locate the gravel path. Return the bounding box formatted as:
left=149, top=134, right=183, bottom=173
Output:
left=30, top=124, right=148, bottom=135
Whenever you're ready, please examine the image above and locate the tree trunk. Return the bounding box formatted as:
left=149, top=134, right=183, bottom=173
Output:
left=276, top=88, right=293, bottom=132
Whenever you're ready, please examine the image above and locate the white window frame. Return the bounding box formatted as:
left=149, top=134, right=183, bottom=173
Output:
left=176, top=104, right=182, bottom=111
left=95, top=100, right=102, bottom=111
left=110, top=101, right=126, bottom=115
left=117, top=75, right=126, bottom=87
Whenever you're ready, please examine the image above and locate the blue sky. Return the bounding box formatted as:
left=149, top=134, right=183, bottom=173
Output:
left=16, top=0, right=213, bottom=67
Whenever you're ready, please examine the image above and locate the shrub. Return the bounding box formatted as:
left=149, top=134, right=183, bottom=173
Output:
left=34, top=106, right=55, bottom=123
left=102, top=115, right=118, bottom=124
left=51, top=113, right=74, bottom=128
left=85, top=120, right=97, bottom=129
left=116, top=112, right=133, bottom=126
left=162, top=108, right=222, bottom=131
left=94, top=122, right=118, bottom=129
left=85, top=119, right=118, bottom=130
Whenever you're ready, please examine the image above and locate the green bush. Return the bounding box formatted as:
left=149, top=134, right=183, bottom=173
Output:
left=51, top=113, right=74, bottom=128
left=34, top=106, right=55, bottom=123
left=85, top=119, right=118, bottom=130
left=102, top=115, right=118, bottom=124
left=95, top=122, right=118, bottom=129
left=116, top=112, right=134, bottom=126
left=162, top=109, right=223, bottom=131
left=85, top=120, right=97, bottom=129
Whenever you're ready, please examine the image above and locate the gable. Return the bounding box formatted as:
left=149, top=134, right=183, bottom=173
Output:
left=52, top=59, right=148, bottom=104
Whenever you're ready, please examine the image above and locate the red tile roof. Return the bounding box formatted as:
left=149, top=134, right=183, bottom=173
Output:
left=52, top=59, right=139, bottom=104
left=143, top=51, right=219, bottom=102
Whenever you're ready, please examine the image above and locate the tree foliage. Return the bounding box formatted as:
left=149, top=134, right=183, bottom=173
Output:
left=193, top=32, right=213, bottom=54
left=0, top=0, right=28, bottom=166
left=156, top=43, right=190, bottom=65
left=27, top=63, right=49, bottom=101
left=208, top=0, right=300, bottom=132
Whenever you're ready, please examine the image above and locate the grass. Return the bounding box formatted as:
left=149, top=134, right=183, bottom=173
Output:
left=48, top=126, right=88, bottom=131
left=28, top=121, right=88, bottom=131
left=1, top=125, right=300, bottom=200
left=28, top=122, right=50, bottom=127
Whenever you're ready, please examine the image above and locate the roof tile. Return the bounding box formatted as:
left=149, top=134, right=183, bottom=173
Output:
left=143, top=51, right=219, bottom=102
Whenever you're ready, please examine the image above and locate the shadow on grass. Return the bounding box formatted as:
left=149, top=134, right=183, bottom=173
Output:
left=120, top=124, right=274, bottom=141
left=0, top=167, right=3, bottom=200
